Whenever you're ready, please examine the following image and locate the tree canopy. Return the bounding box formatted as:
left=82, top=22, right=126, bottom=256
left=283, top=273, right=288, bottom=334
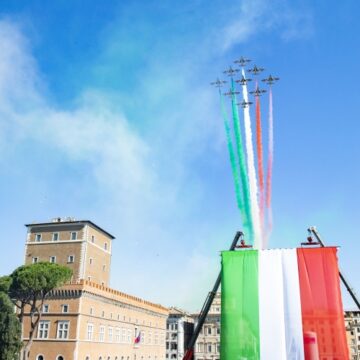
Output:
left=9, top=262, right=72, bottom=306
left=0, top=276, right=12, bottom=293
left=6, top=262, right=72, bottom=360
left=0, top=280, right=22, bottom=360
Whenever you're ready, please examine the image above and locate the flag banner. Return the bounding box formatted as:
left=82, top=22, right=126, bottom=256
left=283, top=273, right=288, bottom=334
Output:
left=221, top=247, right=348, bottom=360
left=297, top=248, right=349, bottom=359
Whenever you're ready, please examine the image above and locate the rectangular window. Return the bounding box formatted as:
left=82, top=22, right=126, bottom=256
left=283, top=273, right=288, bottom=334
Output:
left=52, top=233, right=59, bottom=241
left=57, top=321, right=69, bottom=339
left=32, top=257, right=38, bottom=264
left=90, top=307, right=93, bottom=315
left=104, top=242, right=108, bottom=250
left=70, top=232, right=77, bottom=240
left=108, top=327, right=113, bottom=342
left=43, top=304, right=49, bottom=313
left=62, top=304, right=69, bottom=313
left=91, top=235, right=95, bottom=243
left=208, top=344, right=212, bottom=353
left=87, top=323, right=94, bottom=340
left=38, top=321, right=50, bottom=339
left=207, top=327, right=212, bottom=335
left=67, top=255, right=75, bottom=263
left=127, top=329, right=131, bottom=343
left=99, top=326, right=105, bottom=342
left=49, top=256, right=56, bottom=263
left=141, top=331, right=145, bottom=344
left=122, top=329, right=126, bottom=342
left=35, top=234, right=42, bottom=242
left=89, top=258, right=93, bottom=265
left=115, top=328, right=121, bottom=343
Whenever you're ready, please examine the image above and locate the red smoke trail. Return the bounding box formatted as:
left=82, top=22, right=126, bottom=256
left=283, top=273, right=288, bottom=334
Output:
left=265, top=88, right=274, bottom=238
left=255, top=85, right=265, bottom=235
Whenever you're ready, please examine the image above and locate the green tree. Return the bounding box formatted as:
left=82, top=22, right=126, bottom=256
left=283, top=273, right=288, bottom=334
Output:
left=0, top=276, right=12, bottom=293
left=0, top=291, right=22, bottom=360
left=8, top=262, right=72, bottom=360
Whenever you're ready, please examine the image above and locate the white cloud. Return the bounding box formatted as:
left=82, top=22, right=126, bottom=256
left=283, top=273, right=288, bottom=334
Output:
left=220, top=0, right=313, bottom=51
left=0, top=20, right=154, bottom=211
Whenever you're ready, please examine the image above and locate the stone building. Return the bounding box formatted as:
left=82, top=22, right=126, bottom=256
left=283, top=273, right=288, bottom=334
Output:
left=165, top=307, right=194, bottom=359
left=345, top=310, right=360, bottom=360
left=193, top=293, right=221, bottom=360
left=22, top=218, right=168, bottom=360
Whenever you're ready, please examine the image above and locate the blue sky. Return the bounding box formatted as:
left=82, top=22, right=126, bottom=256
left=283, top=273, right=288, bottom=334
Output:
left=0, top=0, right=360, bottom=311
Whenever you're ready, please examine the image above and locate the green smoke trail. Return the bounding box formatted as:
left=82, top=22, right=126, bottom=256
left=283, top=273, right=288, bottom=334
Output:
left=230, top=79, right=253, bottom=241
left=219, top=90, right=248, bottom=230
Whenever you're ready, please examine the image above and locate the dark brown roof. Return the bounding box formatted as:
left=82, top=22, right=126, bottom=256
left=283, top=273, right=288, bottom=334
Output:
left=25, top=220, right=115, bottom=239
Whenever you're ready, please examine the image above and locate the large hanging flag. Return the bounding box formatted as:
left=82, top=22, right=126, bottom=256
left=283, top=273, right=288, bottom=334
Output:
left=221, top=247, right=349, bottom=360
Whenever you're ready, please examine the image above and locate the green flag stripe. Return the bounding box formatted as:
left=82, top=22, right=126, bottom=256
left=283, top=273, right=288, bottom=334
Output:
left=221, top=250, right=260, bottom=360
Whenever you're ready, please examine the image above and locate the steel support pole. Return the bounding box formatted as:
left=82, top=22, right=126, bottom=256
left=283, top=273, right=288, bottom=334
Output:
left=308, top=226, right=360, bottom=310
left=182, top=231, right=242, bottom=360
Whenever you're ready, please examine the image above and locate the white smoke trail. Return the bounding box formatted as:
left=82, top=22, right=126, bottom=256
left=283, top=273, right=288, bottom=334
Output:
left=241, top=68, right=262, bottom=248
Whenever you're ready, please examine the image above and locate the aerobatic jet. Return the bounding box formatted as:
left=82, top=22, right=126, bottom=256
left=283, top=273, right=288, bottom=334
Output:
left=247, top=65, right=265, bottom=75
left=234, top=56, right=251, bottom=67
left=210, top=78, right=227, bottom=88
left=262, top=74, right=280, bottom=85
left=223, top=66, right=240, bottom=77
left=237, top=100, right=253, bottom=108
left=249, top=86, right=267, bottom=97
left=224, top=88, right=240, bottom=97
left=235, top=75, right=252, bottom=86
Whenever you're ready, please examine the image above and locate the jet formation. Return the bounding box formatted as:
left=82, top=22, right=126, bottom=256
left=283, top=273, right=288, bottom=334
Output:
left=211, top=57, right=279, bottom=108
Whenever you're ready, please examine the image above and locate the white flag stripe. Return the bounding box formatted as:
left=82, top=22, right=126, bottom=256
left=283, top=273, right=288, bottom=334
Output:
left=281, top=249, right=305, bottom=360
left=259, top=249, right=287, bottom=359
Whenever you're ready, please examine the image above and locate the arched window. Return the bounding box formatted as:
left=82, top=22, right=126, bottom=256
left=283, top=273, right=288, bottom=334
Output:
left=57, top=356, right=64, bottom=360
left=99, top=357, right=102, bottom=360
left=85, top=357, right=90, bottom=360
left=37, top=355, right=44, bottom=360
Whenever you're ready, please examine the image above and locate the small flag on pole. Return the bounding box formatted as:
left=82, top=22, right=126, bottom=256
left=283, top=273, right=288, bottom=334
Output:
left=134, top=330, right=141, bottom=344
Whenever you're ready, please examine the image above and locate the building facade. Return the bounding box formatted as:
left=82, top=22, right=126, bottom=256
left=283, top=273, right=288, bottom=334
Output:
left=165, top=308, right=194, bottom=359
left=22, top=218, right=168, bottom=360
left=193, top=293, right=220, bottom=360
left=345, top=310, right=360, bottom=360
